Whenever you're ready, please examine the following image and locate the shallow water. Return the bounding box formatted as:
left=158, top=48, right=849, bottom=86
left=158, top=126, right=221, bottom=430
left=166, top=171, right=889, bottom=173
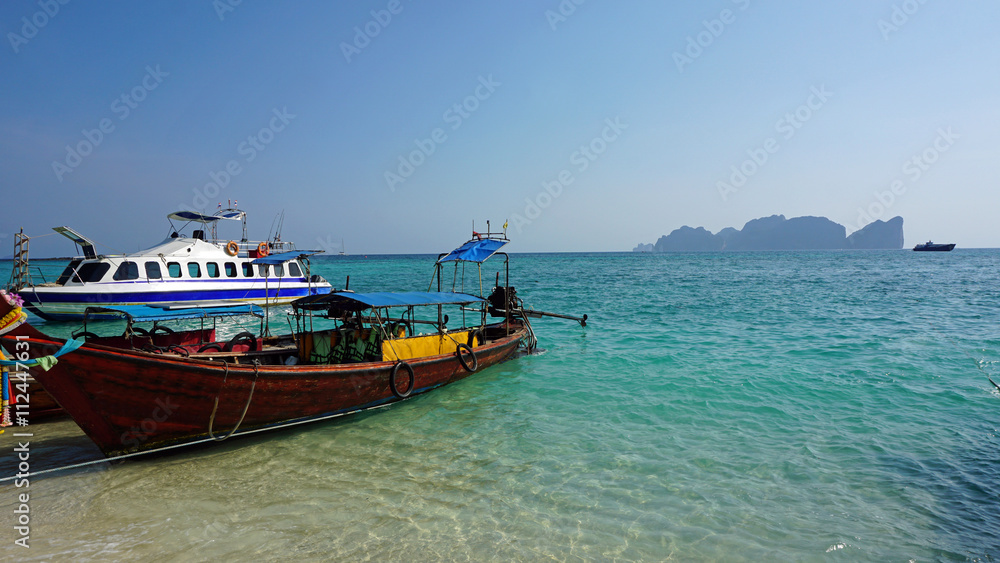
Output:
left=2, top=250, right=999, bottom=560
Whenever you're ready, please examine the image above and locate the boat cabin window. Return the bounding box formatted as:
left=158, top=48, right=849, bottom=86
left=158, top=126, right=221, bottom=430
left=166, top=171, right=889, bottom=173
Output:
left=242, top=262, right=254, bottom=277
left=145, top=262, right=162, bottom=280
left=167, top=262, right=182, bottom=278
left=113, top=261, right=140, bottom=281
left=188, top=263, right=202, bottom=278
left=77, top=262, right=111, bottom=283
left=56, top=259, right=84, bottom=285
left=274, top=264, right=284, bottom=277
left=288, top=262, right=302, bottom=278
left=206, top=262, right=220, bottom=278
left=257, top=264, right=270, bottom=277
left=225, top=262, right=238, bottom=277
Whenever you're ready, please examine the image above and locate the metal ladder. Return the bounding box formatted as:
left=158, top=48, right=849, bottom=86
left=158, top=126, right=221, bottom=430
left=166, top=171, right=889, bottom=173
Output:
left=7, top=229, right=29, bottom=291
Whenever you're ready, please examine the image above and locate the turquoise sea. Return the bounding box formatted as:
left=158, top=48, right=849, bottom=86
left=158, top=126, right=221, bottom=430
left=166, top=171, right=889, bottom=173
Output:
left=1, top=250, right=999, bottom=561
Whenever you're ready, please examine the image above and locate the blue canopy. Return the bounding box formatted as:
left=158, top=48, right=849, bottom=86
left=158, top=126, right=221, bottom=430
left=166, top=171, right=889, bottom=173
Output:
left=252, top=250, right=323, bottom=265
left=84, top=304, right=263, bottom=323
left=167, top=210, right=244, bottom=223
left=437, top=238, right=508, bottom=263
left=294, top=291, right=484, bottom=311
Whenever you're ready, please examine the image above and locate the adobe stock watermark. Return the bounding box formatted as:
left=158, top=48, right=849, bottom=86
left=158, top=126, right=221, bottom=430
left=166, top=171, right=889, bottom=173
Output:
left=384, top=75, right=500, bottom=192
left=200, top=512, right=240, bottom=541
left=119, top=396, right=179, bottom=450
left=510, top=117, right=627, bottom=233
left=51, top=65, right=169, bottom=183
left=315, top=234, right=345, bottom=256
left=716, top=85, right=833, bottom=202
left=673, top=0, right=750, bottom=73
left=7, top=0, right=71, bottom=54
left=10, top=336, right=32, bottom=548
left=852, top=127, right=957, bottom=231
left=340, top=0, right=412, bottom=63
left=213, top=0, right=244, bottom=22
left=878, top=0, right=930, bottom=41
left=181, top=107, right=296, bottom=213
left=545, top=0, right=586, bottom=31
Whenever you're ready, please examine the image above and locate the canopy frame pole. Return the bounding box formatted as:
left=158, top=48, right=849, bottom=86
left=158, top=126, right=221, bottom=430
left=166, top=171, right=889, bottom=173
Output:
left=494, top=251, right=510, bottom=335
left=264, top=266, right=271, bottom=336
left=436, top=258, right=443, bottom=330
left=304, top=256, right=312, bottom=298
left=373, top=308, right=400, bottom=362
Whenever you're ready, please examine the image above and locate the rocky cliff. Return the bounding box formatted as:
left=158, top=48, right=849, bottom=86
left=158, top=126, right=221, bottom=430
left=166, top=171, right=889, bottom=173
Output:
left=654, top=226, right=722, bottom=252
left=846, top=217, right=904, bottom=249
left=633, top=215, right=904, bottom=252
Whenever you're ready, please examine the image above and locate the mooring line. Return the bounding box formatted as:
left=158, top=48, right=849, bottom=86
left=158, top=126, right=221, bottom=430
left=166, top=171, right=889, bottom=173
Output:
left=933, top=324, right=1000, bottom=398
left=209, top=360, right=259, bottom=441
left=0, top=401, right=394, bottom=484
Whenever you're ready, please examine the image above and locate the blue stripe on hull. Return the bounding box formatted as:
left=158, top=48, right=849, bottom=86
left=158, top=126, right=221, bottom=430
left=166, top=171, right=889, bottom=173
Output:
left=21, top=285, right=331, bottom=321
left=22, top=286, right=323, bottom=304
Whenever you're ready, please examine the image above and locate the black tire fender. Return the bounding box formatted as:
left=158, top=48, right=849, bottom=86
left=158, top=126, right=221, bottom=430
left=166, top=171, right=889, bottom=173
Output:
left=390, top=361, right=415, bottom=398
left=456, top=343, right=478, bottom=373
left=467, top=329, right=484, bottom=348
left=224, top=331, right=258, bottom=352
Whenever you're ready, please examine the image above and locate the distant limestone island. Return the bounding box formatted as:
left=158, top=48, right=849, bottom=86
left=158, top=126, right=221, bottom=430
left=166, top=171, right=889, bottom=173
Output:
left=633, top=215, right=903, bottom=252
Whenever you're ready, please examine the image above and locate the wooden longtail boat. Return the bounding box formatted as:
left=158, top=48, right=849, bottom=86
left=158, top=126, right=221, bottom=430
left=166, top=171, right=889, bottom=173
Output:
left=6, top=302, right=267, bottom=423
left=0, top=232, right=579, bottom=459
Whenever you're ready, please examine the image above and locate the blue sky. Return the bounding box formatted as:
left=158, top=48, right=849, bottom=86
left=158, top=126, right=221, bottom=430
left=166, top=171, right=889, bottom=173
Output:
left=2, top=0, right=998, bottom=256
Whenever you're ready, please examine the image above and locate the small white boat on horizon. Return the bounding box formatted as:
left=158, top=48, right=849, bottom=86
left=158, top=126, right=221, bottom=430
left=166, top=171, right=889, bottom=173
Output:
left=10, top=208, right=333, bottom=321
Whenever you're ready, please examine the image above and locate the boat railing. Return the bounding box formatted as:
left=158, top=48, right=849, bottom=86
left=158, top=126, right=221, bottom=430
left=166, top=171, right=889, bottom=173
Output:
left=198, top=237, right=297, bottom=258
left=221, top=239, right=296, bottom=251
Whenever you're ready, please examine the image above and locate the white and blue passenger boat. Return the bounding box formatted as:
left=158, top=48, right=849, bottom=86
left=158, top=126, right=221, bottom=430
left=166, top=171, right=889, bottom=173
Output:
left=12, top=208, right=333, bottom=321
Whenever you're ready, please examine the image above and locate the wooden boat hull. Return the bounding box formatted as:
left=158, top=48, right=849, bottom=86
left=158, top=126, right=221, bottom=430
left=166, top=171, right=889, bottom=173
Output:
left=1, top=374, right=64, bottom=422
left=2, top=322, right=525, bottom=457
left=8, top=328, right=229, bottom=422
left=26, top=375, right=65, bottom=421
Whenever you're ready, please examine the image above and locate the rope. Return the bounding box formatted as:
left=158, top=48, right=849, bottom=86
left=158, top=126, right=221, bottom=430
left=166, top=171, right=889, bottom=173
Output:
left=0, top=400, right=396, bottom=483
left=963, top=348, right=1000, bottom=397
left=436, top=324, right=464, bottom=348
left=373, top=309, right=401, bottom=363
left=520, top=313, right=537, bottom=352
left=207, top=360, right=259, bottom=441
left=919, top=303, right=999, bottom=398
left=16, top=231, right=60, bottom=239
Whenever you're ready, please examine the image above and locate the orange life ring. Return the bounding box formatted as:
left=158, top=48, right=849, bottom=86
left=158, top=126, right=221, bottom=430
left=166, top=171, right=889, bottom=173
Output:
left=257, top=242, right=269, bottom=257
left=225, top=241, right=239, bottom=256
